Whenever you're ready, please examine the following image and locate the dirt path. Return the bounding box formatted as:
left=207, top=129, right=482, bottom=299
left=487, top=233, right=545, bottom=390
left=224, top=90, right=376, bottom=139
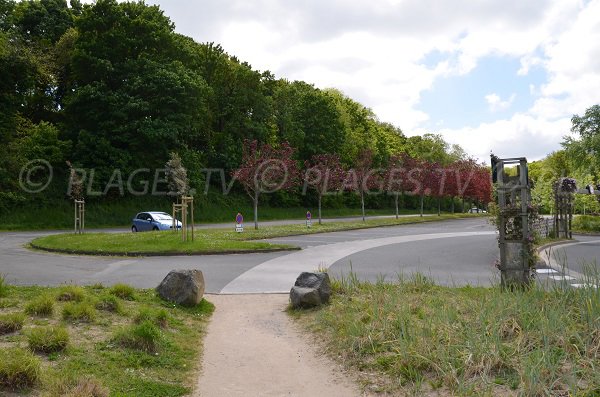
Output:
left=194, top=294, right=365, bottom=397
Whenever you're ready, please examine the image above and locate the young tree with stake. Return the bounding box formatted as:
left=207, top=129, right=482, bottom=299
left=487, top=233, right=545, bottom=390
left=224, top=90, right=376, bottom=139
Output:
left=304, top=154, right=344, bottom=224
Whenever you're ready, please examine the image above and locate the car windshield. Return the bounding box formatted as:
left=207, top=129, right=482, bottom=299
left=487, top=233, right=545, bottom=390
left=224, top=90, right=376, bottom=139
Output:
left=153, top=214, right=173, bottom=221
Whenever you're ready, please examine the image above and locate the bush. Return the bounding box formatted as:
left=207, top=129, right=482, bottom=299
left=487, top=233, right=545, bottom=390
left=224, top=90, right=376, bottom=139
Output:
left=134, top=308, right=169, bottom=328
left=0, top=312, right=26, bottom=334
left=62, top=301, right=96, bottom=322
left=56, top=285, right=86, bottom=302
left=0, top=347, right=41, bottom=389
left=109, top=284, right=135, bottom=300
left=95, top=294, right=123, bottom=314
left=0, top=274, right=8, bottom=298
left=25, top=295, right=54, bottom=316
left=27, top=326, right=69, bottom=353
left=113, top=320, right=162, bottom=352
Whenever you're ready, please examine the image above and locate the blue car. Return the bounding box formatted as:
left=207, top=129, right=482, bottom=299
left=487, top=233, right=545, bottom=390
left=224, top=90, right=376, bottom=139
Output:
left=132, top=211, right=182, bottom=232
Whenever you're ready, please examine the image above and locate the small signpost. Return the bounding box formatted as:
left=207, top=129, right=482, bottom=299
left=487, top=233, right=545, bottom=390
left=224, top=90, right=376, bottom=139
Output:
left=235, top=212, right=244, bottom=233
left=306, top=211, right=312, bottom=228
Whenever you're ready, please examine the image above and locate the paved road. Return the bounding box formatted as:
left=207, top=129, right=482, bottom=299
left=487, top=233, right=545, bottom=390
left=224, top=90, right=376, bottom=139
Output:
left=538, top=235, right=600, bottom=288
left=1, top=217, right=597, bottom=292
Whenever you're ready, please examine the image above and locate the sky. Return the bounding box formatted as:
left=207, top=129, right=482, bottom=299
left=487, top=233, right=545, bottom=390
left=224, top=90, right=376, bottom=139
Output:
left=149, top=0, right=600, bottom=163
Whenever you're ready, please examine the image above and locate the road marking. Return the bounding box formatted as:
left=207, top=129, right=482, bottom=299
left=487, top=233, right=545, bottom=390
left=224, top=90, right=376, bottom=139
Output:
left=549, top=275, right=576, bottom=281
left=571, top=283, right=598, bottom=289
left=221, top=231, right=496, bottom=294
left=536, top=268, right=557, bottom=274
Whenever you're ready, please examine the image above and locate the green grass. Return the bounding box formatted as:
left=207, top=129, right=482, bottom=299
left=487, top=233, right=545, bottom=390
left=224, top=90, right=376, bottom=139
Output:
left=95, top=294, right=123, bottom=314
left=0, top=347, right=41, bottom=389
left=134, top=308, right=170, bottom=328
left=27, top=326, right=69, bottom=353
left=292, top=271, right=600, bottom=395
left=113, top=320, right=163, bottom=352
left=56, top=285, right=86, bottom=302
left=573, top=215, right=600, bottom=233
left=62, top=301, right=96, bottom=323
left=108, top=283, right=136, bottom=300
left=0, top=284, right=214, bottom=396
left=0, top=312, right=25, bottom=334
left=30, top=213, right=484, bottom=256
left=24, top=295, right=54, bottom=317
left=0, top=274, right=8, bottom=298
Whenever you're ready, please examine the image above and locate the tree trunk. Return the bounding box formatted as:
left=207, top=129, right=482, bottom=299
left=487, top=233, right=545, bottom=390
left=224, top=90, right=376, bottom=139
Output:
left=361, top=192, right=366, bottom=222
left=318, top=194, right=322, bottom=225
left=438, top=197, right=441, bottom=216
left=451, top=199, right=455, bottom=214
left=253, top=194, right=259, bottom=230
left=462, top=198, right=465, bottom=213
left=420, top=193, right=424, bottom=217
left=394, top=192, right=399, bottom=220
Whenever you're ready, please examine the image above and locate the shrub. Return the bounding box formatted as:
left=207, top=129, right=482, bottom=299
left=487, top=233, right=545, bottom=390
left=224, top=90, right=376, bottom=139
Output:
left=109, top=284, right=135, bottom=300
left=56, top=285, right=86, bottom=302
left=27, top=326, right=69, bottom=353
left=0, top=312, right=26, bottom=334
left=0, top=347, right=41, bottom=389
left=95, top=294, right=123, bottom=314
left=25, top=295, right=54, bottom=316
left=113, top=320, right=162, bottom=352
left=134, top=308, right=169, bottom=328
left=62, top=301, right=96, bottom=322
left=0, top=274, right=8, bottom=298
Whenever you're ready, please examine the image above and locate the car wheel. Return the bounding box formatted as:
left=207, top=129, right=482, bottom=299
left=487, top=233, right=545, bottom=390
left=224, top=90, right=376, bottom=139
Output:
left=152, top=226, right=159, bottom=231
left=132, top=226, right=137, bottom=233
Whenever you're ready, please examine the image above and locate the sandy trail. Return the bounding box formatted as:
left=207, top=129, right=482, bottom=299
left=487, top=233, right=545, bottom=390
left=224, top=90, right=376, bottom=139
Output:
left=194, top=294, right=365, bottom=397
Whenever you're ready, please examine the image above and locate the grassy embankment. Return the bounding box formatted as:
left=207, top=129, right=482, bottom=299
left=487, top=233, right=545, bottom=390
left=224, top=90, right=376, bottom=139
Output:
left=30, top=213, right=485, bottom=255
left=572, top=215, right=600, bottom=234
left=0, top=277, right=213, bottom=396
left=292, top=271, right=600, bottom=396
left=0, top=193, right=466, bottom=231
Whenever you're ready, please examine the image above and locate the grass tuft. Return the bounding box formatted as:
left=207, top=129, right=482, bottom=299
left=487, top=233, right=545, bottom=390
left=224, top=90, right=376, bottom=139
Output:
left=63, top=377, right=109, bottom=397
left=24, top=295, right=54, bottom=316
left=134, top=308, right=169, bottom=328
left=0, top=274, right=8, bottom=298
left=0, top=347, right=41, bottom=389
left=0, top=312, right=26, bottom=335
left=109, top=284, right=136, bottom=300
left=113, top=320, right=162, bottom=352
left=95, top=294, right=123, bottom=314
left=56, top=285, right=86, bottom=302
left=62, top=301, right=96, bottom=322
left=27, top=326, right=69, bottom=353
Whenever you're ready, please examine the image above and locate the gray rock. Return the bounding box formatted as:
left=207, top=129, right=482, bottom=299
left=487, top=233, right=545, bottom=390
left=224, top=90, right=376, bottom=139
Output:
left=289, top=272, right=331, bottom=309
left=294, top=272, right=331, bottom=304
left=156, top=269, right=205, bottom=306
left=290, top=286, right=321, bottom=309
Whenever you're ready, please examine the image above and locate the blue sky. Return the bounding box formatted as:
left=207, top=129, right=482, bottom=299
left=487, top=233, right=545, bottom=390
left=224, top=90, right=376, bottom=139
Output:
left=419, top=55, right=548, bottom=130
left=153, top=0, right=600, bottom=162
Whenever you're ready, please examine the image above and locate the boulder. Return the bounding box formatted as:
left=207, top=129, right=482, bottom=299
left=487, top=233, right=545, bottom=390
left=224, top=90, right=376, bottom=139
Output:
left=289, top=272, right=331, bottom=309
left=156, top=269, right=205, bottom=306
left=290, top=286, right=321, bottom=309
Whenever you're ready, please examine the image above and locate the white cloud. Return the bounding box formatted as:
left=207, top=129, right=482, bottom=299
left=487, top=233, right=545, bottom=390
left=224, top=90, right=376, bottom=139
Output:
left=485, top=93, right=516, bottom=112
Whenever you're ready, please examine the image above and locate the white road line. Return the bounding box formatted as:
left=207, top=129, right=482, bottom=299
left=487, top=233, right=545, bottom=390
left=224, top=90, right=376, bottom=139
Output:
left=549, top=275, right=576, bottom=281
left=536, top=268, right=557, bottom=274
left=221, top=231, right=496, bottom=294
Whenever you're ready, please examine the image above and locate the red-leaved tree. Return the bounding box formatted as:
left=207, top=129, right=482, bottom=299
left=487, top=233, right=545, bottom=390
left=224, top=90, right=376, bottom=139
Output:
left=384, top=154, right=408, bottom=219
left=232, top=140, right=299, bottom=229
left=304, top=154, right=345, bottom=224
left=342, top=149, right=380, bottom=222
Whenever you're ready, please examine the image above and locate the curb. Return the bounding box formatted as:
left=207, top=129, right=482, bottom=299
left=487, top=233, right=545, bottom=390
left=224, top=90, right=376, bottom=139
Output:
left=28, top=243, right=301, bottom=257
